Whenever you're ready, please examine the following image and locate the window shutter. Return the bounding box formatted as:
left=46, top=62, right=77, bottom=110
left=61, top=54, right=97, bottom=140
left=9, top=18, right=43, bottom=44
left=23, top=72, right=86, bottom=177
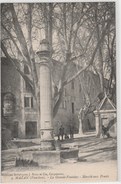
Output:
left=24, top=97, right=29, bottom=107
left=31, top=97, right=33, bottom=108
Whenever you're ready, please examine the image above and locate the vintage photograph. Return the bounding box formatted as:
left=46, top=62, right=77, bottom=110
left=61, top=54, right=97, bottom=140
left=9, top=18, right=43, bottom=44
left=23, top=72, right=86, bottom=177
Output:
left=1, top=2, right=117, bottom=183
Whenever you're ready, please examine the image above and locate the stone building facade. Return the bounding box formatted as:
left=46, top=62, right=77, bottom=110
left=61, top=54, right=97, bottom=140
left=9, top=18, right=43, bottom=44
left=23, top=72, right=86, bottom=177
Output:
left=1, top=57, right=102, bottom=139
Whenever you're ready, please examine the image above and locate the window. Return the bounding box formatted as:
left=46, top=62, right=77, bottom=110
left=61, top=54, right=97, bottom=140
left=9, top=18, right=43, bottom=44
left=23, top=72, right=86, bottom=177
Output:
left=63, top=100, right=67, bottom=109
left=71, top=81, right=74, bottom=89
left=24, top=96, right=33, bottom=108
left=12, top=121, right=19, bottom=138
left=25, top=81, right=31, bottom=92
left=72, top=102, right=74, bottom=114
left=24, top=65, right=29, bottom=74
left=79, top=84, right=81, bottom=92
left=62, top=100, right=67, bottom=109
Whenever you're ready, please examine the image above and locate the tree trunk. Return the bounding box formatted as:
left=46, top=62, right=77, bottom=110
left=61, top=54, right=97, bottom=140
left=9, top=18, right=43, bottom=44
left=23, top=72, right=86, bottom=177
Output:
left=98, top=71, right=104, bottom=92
left=48, top=3, right=53, bottom=54
left=95, top=4, right=104, bottom=93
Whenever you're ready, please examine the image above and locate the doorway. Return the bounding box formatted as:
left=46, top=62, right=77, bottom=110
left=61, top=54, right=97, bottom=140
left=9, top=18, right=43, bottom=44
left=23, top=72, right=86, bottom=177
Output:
left=12, top=121, right=19, bottom=138
left=25, top=121, right=37, bottom=138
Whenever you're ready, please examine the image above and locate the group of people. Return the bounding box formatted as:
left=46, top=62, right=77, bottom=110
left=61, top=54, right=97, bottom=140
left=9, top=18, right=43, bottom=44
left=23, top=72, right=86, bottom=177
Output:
left=58, top=125, right=74, bottom=141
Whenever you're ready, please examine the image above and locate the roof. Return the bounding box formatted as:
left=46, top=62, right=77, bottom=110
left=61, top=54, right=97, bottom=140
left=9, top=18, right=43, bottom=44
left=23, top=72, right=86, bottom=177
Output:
left=1, top=57, right=13, bottom=65
left=97, top=93, right=116, bottom=111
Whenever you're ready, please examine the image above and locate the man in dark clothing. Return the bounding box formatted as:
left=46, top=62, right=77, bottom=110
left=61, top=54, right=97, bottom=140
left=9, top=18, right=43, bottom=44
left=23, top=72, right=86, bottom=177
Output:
left=59, top=125, right=64, bottom=141
left=102, top=125, right=111, bottom=138
left=64, top=134, right=69, bottom=139
left=69, top=125, right=74, bottom=139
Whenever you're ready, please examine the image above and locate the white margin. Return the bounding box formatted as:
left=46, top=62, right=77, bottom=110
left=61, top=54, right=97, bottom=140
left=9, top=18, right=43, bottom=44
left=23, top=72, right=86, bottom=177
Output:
left=0, top=1, right=121, bottom=184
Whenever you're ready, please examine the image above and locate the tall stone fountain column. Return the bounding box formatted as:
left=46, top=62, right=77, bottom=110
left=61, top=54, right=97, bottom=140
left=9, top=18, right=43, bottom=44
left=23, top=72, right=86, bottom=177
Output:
left=36, top=39, right=55, bottom=150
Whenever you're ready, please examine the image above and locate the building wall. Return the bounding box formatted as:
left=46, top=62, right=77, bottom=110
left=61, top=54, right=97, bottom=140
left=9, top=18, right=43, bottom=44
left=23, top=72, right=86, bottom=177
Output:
left=53, top=71, right=101, bottom=135
left=20, top=64, right=40, bottom=138
left=1, top=57, right=102, bottom=139
left=1, top=59, right=40, bottom=139
left=1, top=59, right=24, bottom=138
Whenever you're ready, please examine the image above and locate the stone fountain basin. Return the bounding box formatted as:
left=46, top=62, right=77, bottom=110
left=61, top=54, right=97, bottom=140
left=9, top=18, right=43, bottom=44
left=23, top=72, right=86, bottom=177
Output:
left=60, top=148, right=79, bottom=159
left=16, top=147, right=79, bottom=166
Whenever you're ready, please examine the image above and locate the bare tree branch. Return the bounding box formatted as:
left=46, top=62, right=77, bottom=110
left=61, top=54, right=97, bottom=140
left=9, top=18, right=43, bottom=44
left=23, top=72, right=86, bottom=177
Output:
left=26, top=4, right=39, bottom=98
left=70, top=28, right=95, bottom=62
left=63, top=19, right=112, bottom=86
left=68, top=3, right=74, bottom=52
left=2, top=22, right=29, bottom=65
left=62, top=3, right=68, bottom=50
left=9, top=4, right=30, bottom=62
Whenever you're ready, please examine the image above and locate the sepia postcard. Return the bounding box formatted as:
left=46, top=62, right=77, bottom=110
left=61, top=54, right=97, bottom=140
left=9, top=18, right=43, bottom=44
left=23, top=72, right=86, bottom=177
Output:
left=0, top=1, right=119, bottom=183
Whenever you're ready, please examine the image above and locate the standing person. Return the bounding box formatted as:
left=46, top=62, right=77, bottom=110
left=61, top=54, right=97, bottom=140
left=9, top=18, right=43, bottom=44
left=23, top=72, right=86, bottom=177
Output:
left=59, top=125, right=64, bottom=141
left=69, top=125, right=74, bottom=139
left=57, top=120, right=61, bottom=140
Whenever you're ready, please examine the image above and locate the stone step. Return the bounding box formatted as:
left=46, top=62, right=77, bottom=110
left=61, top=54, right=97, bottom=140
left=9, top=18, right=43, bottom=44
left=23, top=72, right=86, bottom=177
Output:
left=2, top=161, right=16, bottom=171
left=2, top=161, right=15, bottom=166
left=1, top=153, right=17, bottom=171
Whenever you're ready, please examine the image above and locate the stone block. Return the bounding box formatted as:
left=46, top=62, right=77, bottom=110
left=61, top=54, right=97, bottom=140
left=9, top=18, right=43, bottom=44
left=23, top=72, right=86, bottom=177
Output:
left=33, top=151, right=60, bottom=165
left=16, top=148, right=79, bottom=166
left=60, top=149, right=79, bottom=159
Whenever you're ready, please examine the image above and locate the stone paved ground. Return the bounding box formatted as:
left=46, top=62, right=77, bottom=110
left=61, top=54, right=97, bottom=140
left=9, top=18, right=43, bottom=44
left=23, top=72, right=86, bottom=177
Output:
left=62, top=136, right=117, bottom=162
left=2, top=136, right=117, bottom=168
left=1, top=136, right=118, bottom=182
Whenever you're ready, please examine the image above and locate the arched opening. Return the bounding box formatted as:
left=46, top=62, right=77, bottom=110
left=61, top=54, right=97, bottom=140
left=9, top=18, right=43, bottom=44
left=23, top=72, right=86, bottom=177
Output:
left=3, top=92, right=16, bottom=117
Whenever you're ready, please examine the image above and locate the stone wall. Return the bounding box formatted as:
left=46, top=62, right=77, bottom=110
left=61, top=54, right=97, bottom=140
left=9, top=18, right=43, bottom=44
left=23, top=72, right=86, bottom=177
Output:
left=1, top=59, right=25, bottom=138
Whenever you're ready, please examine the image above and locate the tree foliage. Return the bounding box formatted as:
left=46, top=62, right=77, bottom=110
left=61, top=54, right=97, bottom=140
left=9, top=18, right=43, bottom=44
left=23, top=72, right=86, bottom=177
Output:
left=1, top=2, right=116, bottom=117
